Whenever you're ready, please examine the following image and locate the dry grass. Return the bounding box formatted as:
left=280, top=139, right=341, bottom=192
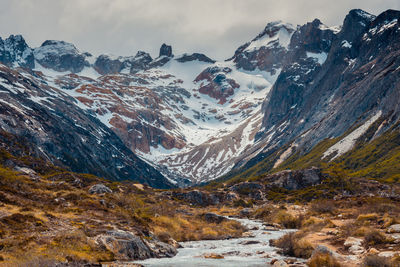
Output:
left=253, top=206, right=304, bottom=229
left=151, top=214, right=245, bottom=241
left=310, top=200, right=336, bottom=215
left=271, top=232, right=314, bottom=258
left=308, top=252, right=342, bottom=267
left=363, top=229, right=391, bottom=247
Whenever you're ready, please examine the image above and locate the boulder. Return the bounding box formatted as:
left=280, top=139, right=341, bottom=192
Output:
left=378, top=251, right=398, bottom=258
left=344, top=237, right=364, bottom=255
left=230, top=182, right=265, bottom=200
left=239, top=240, right=260, bottom=245
left=225, top=192, right=239, bottom=202
left=172, top=190, right=220, bottom=206
left=95, top=230, right=154, bottom=260
left=271, top=259, right=289, bottom=267
left=388, top=224, right=400, bottom=233
left=390, top=233, right=400, bottom=244
left=95, top=230, right=177, bottom=261
left=262, top=167, right=324, bottom=190
left=89, top=184, right=112, bottom=194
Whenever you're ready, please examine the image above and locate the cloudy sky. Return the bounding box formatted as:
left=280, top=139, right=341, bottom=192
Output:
left=1, top=0, right=399, bottom=60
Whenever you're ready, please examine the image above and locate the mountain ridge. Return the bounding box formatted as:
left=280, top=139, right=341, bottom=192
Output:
left=0, top=8, right=399, bottom=187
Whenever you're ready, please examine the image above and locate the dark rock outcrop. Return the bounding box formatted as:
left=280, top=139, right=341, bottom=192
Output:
left=195, top=66, right=239, bottom=104
left=95, top=230, right=177, bottom=260
left=88, top=184, right=112, bottom=194
left=0, top=35, right=34, bottom=69
left=230, top=182, right=264, bottom=200
left=262, top=167, right=324, bottom=190
left=230, top=21, right=296, bottom=73
left=33, top=40, right=90, bottom=73
left=176, top=53, right=215, bottom=63
left=93, top=51, right=153, bottom=75
left=172, top=190, right=220, bottom=206
left=159, top=43, right=173, bottom=57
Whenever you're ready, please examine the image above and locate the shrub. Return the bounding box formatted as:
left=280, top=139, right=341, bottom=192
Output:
left=156, top=231, right=171, bottom=243
left=357, top=213, right=379, bottom=223
left=364, top=230, right=388, bottom=246
left=363, top=254, right=391, bottom=267
left=310, top=200, right=336, bottom=214
left=272, top=232, right=313, bottom=258
left=308, top=252, right=341, bottom=267
left=272, top=210, right=303, bottom=229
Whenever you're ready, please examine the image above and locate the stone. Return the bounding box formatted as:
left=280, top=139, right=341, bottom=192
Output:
left=95, top=230, right=177, bottom=261
left=88, top=184, right=112, bottom=194
left=378, top=251, right=398, bottom=258
left=239, top=240, right=260, bottom=245
left=390, top=233, right=400, bottom=243
left=344, top=237, right=364, bottom=255
left=242, top=232, right=256, bottom=238
left=95, top=230, right=154, bottom=260
left=172, top=190, right=220, bottom=206
left=271, top=259, right=288, bottom=267
left=388, top=224, right=400, bottom=233
left=203, top=253, right=224, bottom=259
left=367, top=248, right=379, bottom=254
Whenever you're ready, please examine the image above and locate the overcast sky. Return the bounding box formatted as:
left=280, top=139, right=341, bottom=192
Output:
left=1, top=0, right=399, bottom=60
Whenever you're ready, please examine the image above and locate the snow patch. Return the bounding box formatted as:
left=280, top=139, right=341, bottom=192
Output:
left=322, top=111, right=382, bottom=160
left=306, top=52, right=327, bottom=65
left=245, top=25, right=294, bottom=52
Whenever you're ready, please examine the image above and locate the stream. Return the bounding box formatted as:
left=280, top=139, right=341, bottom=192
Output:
left=133, top=217, right=303, bottom=267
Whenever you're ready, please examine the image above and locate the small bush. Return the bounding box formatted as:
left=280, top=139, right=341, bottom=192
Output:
left=272, top=232, right=313, bottom=258
left=364, top=230, right=388, bottom=246
left=357, top=213, right=379, bottom=223
left=308, top=252, right=341, bottom=267
left=156, top=231, right=171, bottom=243
left=273, top=210, right=303, bottom=229
left=311, top=200, right=336, bottom=214
left=363, top=254, right=391, bottom=267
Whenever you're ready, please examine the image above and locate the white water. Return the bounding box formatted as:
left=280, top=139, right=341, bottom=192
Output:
left=133, top=217, right=302, bottom=267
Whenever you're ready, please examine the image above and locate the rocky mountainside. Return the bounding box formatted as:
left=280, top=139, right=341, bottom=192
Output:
left=226, top=9, right=400, bottom=181
left=0, top=59, right=172, bottom=188
left=0, top=8, right=399, bottom=186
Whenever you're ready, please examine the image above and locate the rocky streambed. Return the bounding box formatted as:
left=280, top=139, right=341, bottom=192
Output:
left=129, top=217, right=304, bottom=267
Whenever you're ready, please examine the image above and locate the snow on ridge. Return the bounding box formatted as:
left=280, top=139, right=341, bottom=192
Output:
left=245, top=24, right=295, bottom=52
left=318, top=24, right=341, bottom=34
left=33, top=40, right=81, bottom=60
left=322, top=111, right=382, bottom=161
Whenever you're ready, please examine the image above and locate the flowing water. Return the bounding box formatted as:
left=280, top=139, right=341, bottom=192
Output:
left=133, top=217, right=303, bottom=267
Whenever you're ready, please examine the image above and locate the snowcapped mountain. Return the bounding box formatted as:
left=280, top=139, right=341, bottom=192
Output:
left=0, top=8, right=399, bottom=186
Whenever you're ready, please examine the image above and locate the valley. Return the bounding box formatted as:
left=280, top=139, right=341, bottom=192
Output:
left=0, top=5, right=399, bottom=267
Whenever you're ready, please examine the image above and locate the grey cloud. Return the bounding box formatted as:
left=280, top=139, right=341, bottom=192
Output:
left=0, top=0, right=399, bottom=60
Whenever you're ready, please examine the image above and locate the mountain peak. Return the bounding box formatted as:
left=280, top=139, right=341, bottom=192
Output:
left=159, top=43, right=173, bottom=57
left=0, top=34, right=34, bottom=68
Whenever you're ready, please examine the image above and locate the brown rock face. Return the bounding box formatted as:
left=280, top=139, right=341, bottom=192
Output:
left=195, top=66, right=239, bottom=104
